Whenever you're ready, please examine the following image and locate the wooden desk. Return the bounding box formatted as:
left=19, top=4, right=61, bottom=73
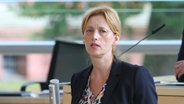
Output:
left=1, top=75, right=183, bottom=104
left=155, top=75, right=184, bottom=104
left=0, top=97, right=50, bottom=104
left=0, top=96, right=63, bottom=104
left=156, top=86, right=184, bottom=104
left=62, top=76, right=184, bottom=104
left=63, top=84, right=71, bottom=104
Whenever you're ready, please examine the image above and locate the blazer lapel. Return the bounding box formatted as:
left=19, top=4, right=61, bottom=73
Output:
left=74, top=66, right=92, bottom=104
left=101, top=59, right=122, bottom=104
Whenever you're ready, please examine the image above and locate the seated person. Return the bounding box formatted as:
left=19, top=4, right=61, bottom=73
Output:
left=71, top=6, right=157, bottom=104
left=174, top=29, right=184, bottom=82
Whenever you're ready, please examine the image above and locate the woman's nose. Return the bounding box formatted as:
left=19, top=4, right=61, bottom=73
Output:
left=92, top=30, right=99, bottom=40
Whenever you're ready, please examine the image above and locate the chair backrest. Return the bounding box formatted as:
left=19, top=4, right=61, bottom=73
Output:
left=41, top=40, right=90, bottom=90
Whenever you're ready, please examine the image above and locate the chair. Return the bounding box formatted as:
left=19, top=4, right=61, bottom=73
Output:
left=21, top=40, right=90, bottom=91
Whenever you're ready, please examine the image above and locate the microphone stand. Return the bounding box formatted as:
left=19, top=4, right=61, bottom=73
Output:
left=117, top=24, right=165, bottom=57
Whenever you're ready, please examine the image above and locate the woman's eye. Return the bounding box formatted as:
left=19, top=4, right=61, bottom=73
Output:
left=100, top=30, right=107, bottom=34
left=85, top=29, right=93, bottom=34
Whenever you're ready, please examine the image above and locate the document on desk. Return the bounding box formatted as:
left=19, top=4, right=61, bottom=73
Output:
left=155, top=81, right=184, bottom=86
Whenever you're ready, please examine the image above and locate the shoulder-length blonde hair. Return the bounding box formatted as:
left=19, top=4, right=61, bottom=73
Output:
left=81, top=6, right=121, bottom=37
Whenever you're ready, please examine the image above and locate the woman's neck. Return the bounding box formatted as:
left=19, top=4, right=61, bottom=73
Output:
left=90, top=54, right=114, bottom=78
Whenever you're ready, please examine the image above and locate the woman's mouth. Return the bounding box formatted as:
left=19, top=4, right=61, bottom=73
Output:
left=91, top=43, right=100, bottom=48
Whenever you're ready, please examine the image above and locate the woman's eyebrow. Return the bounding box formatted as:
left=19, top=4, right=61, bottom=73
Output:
left=86, top=26, right=93, bottom=29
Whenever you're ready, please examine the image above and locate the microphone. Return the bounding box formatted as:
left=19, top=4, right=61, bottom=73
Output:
left=117, top=24, right=165, bottom=57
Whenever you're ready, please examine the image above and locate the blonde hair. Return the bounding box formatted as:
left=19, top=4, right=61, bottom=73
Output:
left=81, top=6, right=121, bottom=37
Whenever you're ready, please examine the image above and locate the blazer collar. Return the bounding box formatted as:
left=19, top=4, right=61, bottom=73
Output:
left=75, top=65, right=92, bottom=103
left=101, top=57, right=122, bottom=103
left=76, top=57, right=122, bottom=104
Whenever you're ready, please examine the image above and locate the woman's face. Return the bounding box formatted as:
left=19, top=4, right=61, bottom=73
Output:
left=83, top=15, right=119, bottom=57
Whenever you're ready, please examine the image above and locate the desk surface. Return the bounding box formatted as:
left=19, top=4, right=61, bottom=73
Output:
left=0, top=96, right=50, bottom=104
left=154, top=75, right=184, bottom=104
left=157, top=86, right=184, bottom=96
left=0, top=96, right=63, bottom=104
left=154, top=75, right=184, bottom=96
left=0, top=75, right=183, bottom=104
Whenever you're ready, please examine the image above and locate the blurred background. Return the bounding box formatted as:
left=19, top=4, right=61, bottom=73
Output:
left=0, top=0, right=183, bottom=92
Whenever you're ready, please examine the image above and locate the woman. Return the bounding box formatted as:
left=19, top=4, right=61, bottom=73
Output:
left=71, top=6, right=157, bottom=104
left=174, top=29, right=184, bottom=82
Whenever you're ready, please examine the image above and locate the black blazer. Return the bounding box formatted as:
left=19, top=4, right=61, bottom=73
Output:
left=71, top=58, right=157, bottom=104
left=177, top=29, right=184, bottom=82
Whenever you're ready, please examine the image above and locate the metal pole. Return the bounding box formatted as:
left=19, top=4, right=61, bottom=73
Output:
left=49, top=79, right=60, bottom=104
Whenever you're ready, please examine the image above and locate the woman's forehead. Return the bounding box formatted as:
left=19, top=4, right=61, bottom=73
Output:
left=86, top=15, right=110, bottom=29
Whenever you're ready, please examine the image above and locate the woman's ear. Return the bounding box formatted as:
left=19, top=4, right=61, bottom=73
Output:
left=113, top=34, right=120, bottom=46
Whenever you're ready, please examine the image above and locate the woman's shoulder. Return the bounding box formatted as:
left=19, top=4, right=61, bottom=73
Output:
left=116, top=58, right=154, bottom=82
left=71, top=65, right=92, bottom=86
left=116, top=58, right=147, bottom=70
left=115, top=58, right=151, bottom=75
left=72, top=65, right=92, bottom=78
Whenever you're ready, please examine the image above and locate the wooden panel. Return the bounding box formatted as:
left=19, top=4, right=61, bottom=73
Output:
left=0, top=97, right=50, bottom=104
left=156, top=86, right=184, bottom=96
left=63, top=84, right=71, bottom=104
left=158, top=96, right=184, bottom=104
left=0, top=97, right=63, bottom=104
left=63, top=93, right=71, bottom=104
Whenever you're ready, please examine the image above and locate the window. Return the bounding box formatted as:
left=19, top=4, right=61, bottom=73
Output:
left=0, top=0, right=183, bottom=91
